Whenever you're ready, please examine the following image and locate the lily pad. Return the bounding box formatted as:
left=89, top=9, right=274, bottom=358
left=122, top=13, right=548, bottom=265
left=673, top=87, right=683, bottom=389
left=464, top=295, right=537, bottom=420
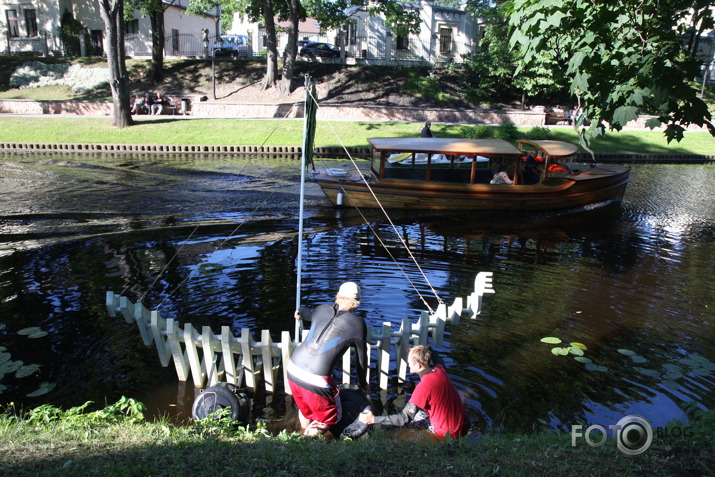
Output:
left=585, top=363, right=608, bottom=372
left=570, top=342, right=588, bottom=350
left=630, top=355, right=648, bottom=364
left=692, top=367, right=711, bottom=377
left=661, top=380, right=680, bottom=390
left=679, top=358, right=701, bottom=367
left=0, top=360, right=23, bottom=374
left=617, top=348, right=637, bottom=357
left=568, top=347, right=585, bottom=356
left=15, top=363, right=41, bottom=379
left=0, top=384, right=6, bottom=394
left=0, top=323, right=5, bottom=331
left=662, top=363, right=682, bottom=372
left=635, top=367, right=660, bottom=377
left=665, top=370, right=683, bottom=380
left=541, top=337, right=562, bottom=344
left=26, top=381, right=56, bottom=397
left=0, top=345, right=6, bottom=351
left=574, top=356, right=592, bottom=364
left=28, top=331, right=48, bottom=339
left=0, top=352, right=10, bottom=365
left=551, top=347, right=569, bottom=356
left=17, top=327, right=43, bottom=336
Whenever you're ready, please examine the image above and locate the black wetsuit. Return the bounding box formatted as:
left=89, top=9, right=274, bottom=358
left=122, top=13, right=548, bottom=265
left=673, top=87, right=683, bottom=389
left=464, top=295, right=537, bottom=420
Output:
left=288, top=303, right=369, bottom=396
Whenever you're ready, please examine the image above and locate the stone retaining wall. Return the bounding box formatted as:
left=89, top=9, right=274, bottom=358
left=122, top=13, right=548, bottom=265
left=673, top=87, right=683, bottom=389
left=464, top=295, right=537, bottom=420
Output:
left=0, top=99, right=707, bottom=132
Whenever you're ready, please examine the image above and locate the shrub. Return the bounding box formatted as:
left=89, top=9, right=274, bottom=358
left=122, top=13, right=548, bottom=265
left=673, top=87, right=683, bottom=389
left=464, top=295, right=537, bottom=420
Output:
left=494, top=122, right=519, bottom=140
left=525, top=126, right=552, bottom=140
left=465, top=125, right=494, bottom=139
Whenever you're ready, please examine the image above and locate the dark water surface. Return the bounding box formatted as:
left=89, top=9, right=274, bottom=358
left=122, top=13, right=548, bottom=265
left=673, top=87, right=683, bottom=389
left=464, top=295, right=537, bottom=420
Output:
left=0, top=153, right=713, bottom=434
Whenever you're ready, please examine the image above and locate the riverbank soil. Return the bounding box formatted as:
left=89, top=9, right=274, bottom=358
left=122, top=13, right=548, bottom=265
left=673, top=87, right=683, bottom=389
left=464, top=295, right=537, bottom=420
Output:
left=0, top=56, right=512, bottom=109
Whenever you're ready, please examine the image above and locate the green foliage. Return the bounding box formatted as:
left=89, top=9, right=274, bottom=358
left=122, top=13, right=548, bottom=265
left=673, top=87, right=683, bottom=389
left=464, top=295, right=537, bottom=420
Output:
left=509, top=0, right=715, bottom=143
left=494, top=121, right=519, bottom=140
left=404, top=69, right=454, bottom=104
left=459, top=124, right=494, bottom=139
left=525, top=126, right=552, bottom=140
left=59, top=12, right=85, bottom=57
left=25, top=397, right=145, bottom=427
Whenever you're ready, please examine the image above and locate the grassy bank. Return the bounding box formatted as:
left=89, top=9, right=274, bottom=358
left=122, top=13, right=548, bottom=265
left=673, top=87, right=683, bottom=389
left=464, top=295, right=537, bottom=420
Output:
left=1, top=399, right=714, bottom=476
left=0, top=116, right=713, bottom=155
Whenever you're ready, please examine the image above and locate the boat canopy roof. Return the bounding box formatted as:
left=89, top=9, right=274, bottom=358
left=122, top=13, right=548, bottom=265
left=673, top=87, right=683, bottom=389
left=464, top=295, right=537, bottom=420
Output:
left=368, top=138, right=522, bottom=156
left=517, top=140, right=579, bottom=158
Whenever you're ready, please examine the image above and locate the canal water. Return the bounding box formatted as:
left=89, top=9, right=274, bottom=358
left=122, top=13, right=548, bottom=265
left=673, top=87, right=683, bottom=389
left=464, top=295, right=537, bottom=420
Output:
left=0, top=153, right=713, bottom=434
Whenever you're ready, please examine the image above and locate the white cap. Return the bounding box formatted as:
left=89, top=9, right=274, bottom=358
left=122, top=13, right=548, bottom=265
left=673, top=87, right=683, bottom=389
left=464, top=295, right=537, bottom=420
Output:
left=337, top=282, right=360, bottom=300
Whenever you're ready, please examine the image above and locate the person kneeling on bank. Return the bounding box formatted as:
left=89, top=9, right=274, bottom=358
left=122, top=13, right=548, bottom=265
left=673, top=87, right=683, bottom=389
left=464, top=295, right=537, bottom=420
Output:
left=359, top=345, right=469, bottom=439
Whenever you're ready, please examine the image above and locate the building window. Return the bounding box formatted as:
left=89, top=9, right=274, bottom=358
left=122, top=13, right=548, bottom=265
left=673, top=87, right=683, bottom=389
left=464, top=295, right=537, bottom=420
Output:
left=439, top=27, right=452, bottom=55
left=24, top=9, right=38, bottom=37
left=125, top=19, right=139, bottom=35
left=396, top=35, right=409, bottom=50
left=6, top=10, right=19, bottom=37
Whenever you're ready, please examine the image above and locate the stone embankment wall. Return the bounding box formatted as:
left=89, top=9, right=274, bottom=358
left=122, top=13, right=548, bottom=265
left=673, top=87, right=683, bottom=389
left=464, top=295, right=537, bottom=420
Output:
left=0, top=98, right=562, bottom=126
left=0, top=98, right=707, bottom=132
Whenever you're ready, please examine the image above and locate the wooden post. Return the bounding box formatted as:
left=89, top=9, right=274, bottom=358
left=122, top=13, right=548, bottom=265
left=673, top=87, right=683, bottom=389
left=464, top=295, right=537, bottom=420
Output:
left=105, top=291, right=117, bottom=317
left=397, top=318, right=410, bottom=384
left=239, top=328, right=255, bottom=389
left=379, top=322, right=391, bottom=391
left=166, top=318, right=189, bottom=381
left=281, top=331, right=293, bottom=394
left=448, top=297, right=463, bottom=326
left=342, top=347, right=352, bottom=386
left=221, top=326, right=239, bottom=386
left=151, top=310, right=172, bottom=367
left=202, top=326, right=220, bottom=387
left=261, top=330, right=276, bottom=393
left=134, top=302, right=152, bottom=345
left=184, top=323, right=205, bottom=387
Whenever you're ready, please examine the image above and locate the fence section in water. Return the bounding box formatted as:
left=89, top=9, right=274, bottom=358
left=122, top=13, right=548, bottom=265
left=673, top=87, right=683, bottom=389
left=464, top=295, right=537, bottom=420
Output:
left=105, top=272, right=495, bottom=393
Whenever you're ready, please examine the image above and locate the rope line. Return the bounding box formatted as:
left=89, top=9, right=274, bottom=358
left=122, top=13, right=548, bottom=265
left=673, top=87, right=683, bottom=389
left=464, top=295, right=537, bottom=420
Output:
left=127, top=101, right=303, bottom=304
left=307, top=88, right=444, bottom=307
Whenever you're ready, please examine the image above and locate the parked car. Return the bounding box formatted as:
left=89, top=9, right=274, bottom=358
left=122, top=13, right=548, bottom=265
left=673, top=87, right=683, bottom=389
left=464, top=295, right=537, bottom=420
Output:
left=299, top=42, right=340, bottom=59
left=214, top=35, right=249, bottom=58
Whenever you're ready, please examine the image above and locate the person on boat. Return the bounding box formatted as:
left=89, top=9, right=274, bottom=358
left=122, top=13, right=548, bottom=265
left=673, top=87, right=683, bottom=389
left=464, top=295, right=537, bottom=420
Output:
left=420, top=121, right=433, bottom=138
left=522, top=150, right=543, bottom=185
left=490, top=165, right=514, bottom=185
left=288, top=282, right=370, bottom=436
left=359, top=345, right=469, bottom=440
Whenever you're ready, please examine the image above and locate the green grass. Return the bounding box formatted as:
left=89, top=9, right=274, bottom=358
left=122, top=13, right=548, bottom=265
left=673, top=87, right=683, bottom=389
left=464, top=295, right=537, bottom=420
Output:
left=1, top=398, right=713, bottom=476
left=0, top=117, right=713, bottom=154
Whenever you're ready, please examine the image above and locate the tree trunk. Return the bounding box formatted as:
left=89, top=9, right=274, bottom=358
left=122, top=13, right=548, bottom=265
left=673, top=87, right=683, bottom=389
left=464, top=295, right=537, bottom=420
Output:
left=149, top=4, right=165, bottom=84
left=261, top=0, right=279, bottom=90
left=99, top=0, right=133, bottom=128
left=281, top=0, right=301, bottom=94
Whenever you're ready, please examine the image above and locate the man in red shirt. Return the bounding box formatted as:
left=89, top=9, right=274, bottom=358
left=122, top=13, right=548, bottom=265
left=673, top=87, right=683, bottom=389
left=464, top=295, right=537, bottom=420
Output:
left=359, top=345, right=469, bottom=439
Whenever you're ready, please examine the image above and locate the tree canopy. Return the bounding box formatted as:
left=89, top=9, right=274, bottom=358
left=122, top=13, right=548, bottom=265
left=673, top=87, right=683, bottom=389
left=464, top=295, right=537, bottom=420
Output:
left=509, top=0, right=714, bottom=142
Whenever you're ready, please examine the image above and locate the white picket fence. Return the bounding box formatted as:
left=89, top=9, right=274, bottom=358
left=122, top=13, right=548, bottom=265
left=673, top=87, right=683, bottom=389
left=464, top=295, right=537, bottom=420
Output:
left=105, top=272, right=495, bottom=393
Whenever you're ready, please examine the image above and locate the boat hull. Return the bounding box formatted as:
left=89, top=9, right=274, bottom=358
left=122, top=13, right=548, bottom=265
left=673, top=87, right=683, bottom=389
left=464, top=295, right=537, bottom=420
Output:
left=315, top=164, right=630, bottom=211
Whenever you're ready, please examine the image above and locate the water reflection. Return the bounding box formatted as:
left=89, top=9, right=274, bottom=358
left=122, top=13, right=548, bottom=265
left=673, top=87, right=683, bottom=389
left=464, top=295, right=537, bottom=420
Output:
left=0, top=154, right=713, bottom=434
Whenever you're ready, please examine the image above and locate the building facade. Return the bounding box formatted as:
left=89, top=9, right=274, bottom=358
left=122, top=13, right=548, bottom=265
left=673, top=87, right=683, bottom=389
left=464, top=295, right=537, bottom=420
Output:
left=0, top=0, right=218, bottom=57
left=230, top=0, right=482, bottom=66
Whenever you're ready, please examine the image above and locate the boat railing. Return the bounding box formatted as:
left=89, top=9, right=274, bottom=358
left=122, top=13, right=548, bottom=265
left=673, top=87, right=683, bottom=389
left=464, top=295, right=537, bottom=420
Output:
left=105, top=271, right=496, bottom=394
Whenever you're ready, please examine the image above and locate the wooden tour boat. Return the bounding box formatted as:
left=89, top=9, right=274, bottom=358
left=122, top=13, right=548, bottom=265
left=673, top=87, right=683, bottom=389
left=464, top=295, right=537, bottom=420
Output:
left=313, top=138, right=630, bottom=211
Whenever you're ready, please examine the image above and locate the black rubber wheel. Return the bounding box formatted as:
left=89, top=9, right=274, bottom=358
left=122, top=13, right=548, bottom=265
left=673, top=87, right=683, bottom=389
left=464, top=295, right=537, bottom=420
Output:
left=192, top=383, right=250, bottom=423
left=330, top=388, right=372, bottom=438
